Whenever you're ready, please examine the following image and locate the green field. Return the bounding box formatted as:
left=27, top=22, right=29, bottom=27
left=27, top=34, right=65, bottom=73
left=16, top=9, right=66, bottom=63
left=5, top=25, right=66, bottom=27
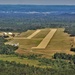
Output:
left=5, top=28, right=75, bottom=58
left=0, top=55, right=39, bottom=65
left=0, top=54, right=51, bottom=68
left=18, top=30, right=35, bottom=37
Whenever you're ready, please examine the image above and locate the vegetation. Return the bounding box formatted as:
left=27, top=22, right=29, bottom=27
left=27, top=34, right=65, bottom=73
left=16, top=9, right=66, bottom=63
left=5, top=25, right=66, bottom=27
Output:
left=0, top=35, right=75, bottom=75
left=0, top=5, right=75, bottom=74
left=70, top=48, right=75, bottom=52
left=0, top=53, right=75, bottom=75
left=53, top=53, right=72, bottom=60
left=0, top=45, right=18, bottom=54
left=0, top=7, right=74, bottom=35
left=53, top=53, right=75, bottom=64
left=0, top=37, right=7, bottom=44
left=8, top=28, right=72, bottom=58
left=0, top=37, right=18, bottom=54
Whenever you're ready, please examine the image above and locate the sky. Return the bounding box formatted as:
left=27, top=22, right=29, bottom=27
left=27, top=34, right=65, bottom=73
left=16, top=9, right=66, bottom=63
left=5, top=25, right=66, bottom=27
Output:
left=0, top=0, right=75, bottom=5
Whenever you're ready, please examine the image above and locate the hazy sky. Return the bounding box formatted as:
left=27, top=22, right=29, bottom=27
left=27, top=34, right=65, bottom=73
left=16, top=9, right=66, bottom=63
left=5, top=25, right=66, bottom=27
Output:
left=0, top=0, right=75, bottom=5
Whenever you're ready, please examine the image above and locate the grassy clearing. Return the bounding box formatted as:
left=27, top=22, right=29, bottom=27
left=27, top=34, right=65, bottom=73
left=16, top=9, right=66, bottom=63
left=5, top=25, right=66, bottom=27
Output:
left=27, top=30, right=41, bottom=39
left=32, top=28, right=74, bottom=58
left=18, top=30, right=35, bottom=37
left=33, top=29, right=50, bottom=38
left=5, top=28, right=74, bottom=58
left=11, top=39, right=42, bottom=49
left=32, top=29, right=57, bottom=49
left=1, top=28, right=75, bottom=68
left=46, top=28, right=71, bottom=50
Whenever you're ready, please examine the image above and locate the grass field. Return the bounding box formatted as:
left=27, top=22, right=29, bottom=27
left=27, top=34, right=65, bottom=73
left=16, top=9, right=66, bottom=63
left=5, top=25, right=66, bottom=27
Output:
left=31, top=28, right=75, bottom=58
left=33, top=28, right=50, bottom=38
left=32, top=29, right=57, bottom=49
left=27, top=30, right=41, bottom=39
left=5, top=28, right=75, bottom=58
left=18, top=30, right=35, bottom=37
left=0, top=54, right=51, bottom=68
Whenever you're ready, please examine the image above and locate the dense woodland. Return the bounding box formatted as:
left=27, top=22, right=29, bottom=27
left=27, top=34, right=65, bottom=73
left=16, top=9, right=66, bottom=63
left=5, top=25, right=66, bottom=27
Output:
left=0, top=12, right=75, bottom=35
left=0, top=5, right=74, bottom=35
left=0, top=37, right=18, bottom=54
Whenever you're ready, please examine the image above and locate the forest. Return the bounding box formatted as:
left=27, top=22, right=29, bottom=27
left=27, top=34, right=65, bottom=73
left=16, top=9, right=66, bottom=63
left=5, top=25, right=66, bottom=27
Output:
left=0, top=10, right=74, bottom=35
left=0, top=37, right=18, bottom=54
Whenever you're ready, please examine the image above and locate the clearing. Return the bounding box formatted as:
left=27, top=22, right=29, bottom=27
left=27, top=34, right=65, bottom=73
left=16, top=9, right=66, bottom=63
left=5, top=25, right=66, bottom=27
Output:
left=32, top=29, right=57, bottom=49
left=5, top=28, right=75, bottom=58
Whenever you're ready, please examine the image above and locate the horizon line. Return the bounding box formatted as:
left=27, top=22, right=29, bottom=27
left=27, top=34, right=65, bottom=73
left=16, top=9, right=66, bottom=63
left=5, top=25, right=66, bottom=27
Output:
left=0, top=4, right=75, bottom=6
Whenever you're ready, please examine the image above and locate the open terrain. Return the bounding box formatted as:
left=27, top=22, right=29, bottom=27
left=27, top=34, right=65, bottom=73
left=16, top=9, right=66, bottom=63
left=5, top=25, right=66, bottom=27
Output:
left=27, top=30, right=41, bottom=39
left=32, top=29, right=57, bottom=49
left=4, top=28, right=75, bottom=58
left=0, top=28, right=75, bottom=70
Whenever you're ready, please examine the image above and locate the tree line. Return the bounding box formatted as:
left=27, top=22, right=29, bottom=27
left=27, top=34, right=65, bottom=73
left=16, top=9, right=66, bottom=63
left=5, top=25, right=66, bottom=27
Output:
left=0, top=37, right=18, bottom=54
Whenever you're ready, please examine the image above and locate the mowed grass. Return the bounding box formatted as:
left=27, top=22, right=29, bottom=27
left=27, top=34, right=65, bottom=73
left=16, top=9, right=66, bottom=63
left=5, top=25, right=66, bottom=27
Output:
left=46, top=28, right=71, bottom=50
left=5, top=28, right=75, bottom=58
left=6, top=28, right=50, bottom=50
left=11, top=39, right=42, bottom=50
left=32, top=29, right=57, bottom=49
left=33, top=28, right=50, bottom=38
left=18, top=30, right=35, bottom=37
left=32, top=28, right=74, bottom=58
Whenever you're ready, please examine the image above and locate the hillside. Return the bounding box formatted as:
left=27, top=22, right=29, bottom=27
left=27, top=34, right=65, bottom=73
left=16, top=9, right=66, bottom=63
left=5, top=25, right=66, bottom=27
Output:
left=5, top=28, right=75, bottom=58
